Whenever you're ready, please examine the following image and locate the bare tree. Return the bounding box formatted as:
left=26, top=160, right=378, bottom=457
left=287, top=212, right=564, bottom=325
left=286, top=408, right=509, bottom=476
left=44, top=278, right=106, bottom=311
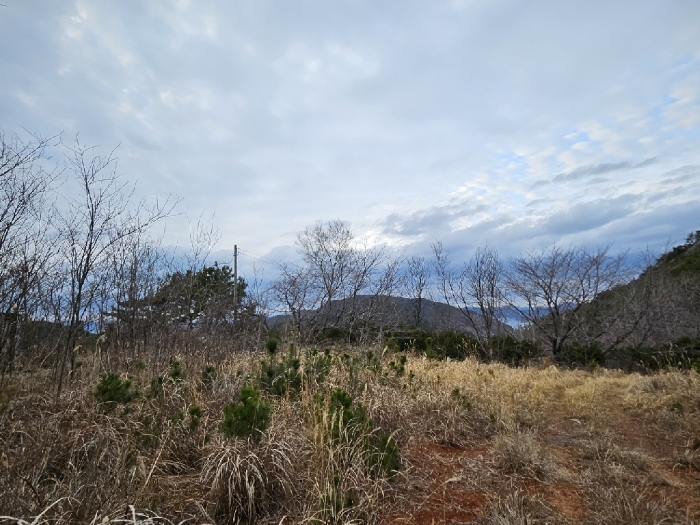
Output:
left=104, top=232, right=165, bottom=356
left=297, top=220, right=355, bottom=322
left=506, top=245, right=627, bottom=356
left=237, top=262, right=270, bottom=351
left=271, top=263, right=320, bottom=342
left=273, top=220, right=402, bottom=342
left=403, top=255, right=431, bottom=327
left=0, top=131, right=58, bottom=378
left=461, top=246, right=506, bottom=350
left=432, top=243, right=507, bottom=354
left=53, top=140, right=174, bottom=395
left=353, top=248, right=404, bottom=343
left=612, top=259, right=700, bottom=350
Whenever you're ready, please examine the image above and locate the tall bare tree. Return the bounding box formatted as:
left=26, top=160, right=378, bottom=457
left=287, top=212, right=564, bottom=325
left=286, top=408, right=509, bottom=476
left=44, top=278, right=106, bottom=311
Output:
left=271, top=263, right=319, bottom=341
left=105, top=232, right=165, bottom=356
left=432, top=243, right=508, bottom=354
left=506, top=245, right=627, bottom=356
left=403, top=255, right=431, bottom=327
left=273, top=220, right=402, bottom=342
left=0, top=131, right=58, bottom=378
left=53, top=140, right=174, bottom=395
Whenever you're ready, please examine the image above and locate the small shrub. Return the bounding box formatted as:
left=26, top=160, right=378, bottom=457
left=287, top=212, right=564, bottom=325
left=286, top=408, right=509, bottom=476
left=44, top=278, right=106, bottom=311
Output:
left=318, top=474, right=357, bottom=524
left=329, top=388, right=370, bottom=439
left=389, top=354, right=407, bottom=377
left=369, top=433, right=401, bottom=478
left=148, top=375, right=165, bottom=399
left=259, top=353, right=302, bottom=398
left=691, top=358, right=700, bottom=375
left=95, top=373, right=137, bottom=405
left=201, top=365, right=217, bottom=390
left=318, top=326, right=350, bottom=343
left=491, top=335, right=541, bottom=366
left=265, top=337, right=279, bottom=355
left=306, top=347, right=332, bottom=384
left=450, top=387, right=473, bottom=410
left=557, top=343, right=606, bottom=368
left=320, top=388, right=401, bottom=479
left=220, top=384, right=272, bottom=440
left=169, top=359, right=185, bottom=381
left=188, top=405, right=202, bottom=432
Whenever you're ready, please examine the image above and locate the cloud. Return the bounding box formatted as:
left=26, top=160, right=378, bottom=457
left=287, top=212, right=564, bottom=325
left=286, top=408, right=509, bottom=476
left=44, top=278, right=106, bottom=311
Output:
left=539, top=194, right=640, bottom=236
left=552, top=158, right=657, bottom=183
left=659, top=165, right=700, bottom=185
left=382, top=201, right=490, bottom=238
left=1, top=0, right=699, bottom=277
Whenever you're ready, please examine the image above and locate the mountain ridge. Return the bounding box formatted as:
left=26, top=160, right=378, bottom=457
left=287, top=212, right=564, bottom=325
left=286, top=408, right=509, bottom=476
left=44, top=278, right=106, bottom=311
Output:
left=268, top=294, right=513, bottom=338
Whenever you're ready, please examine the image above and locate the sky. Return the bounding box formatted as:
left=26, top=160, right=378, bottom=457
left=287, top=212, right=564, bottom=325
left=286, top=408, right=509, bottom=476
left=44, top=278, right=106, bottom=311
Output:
left=1, top=1, right=699, bottom=277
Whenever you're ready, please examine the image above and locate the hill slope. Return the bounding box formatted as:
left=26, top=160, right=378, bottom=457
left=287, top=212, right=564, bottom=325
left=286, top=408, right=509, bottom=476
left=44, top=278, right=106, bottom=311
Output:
left=269, top=294, right=512, bottom=338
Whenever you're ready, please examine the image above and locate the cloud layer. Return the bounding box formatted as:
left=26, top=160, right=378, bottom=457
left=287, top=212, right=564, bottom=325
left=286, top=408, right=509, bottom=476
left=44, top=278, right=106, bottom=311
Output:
left=1, top=0, right=699, bottom=274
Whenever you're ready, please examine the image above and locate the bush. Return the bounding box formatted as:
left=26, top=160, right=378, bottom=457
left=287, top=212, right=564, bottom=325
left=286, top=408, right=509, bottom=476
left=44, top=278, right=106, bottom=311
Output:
left=557, top=343, right=606, bottom=368
left=201, top=365, right=217, bottom=390
left=369, top=433, right=401, bottom=479
left=316, top=326, right=352, bottom=344
left=318, top=474, right=357, bottom=523
left=385, top=328, right=476, bottom=360
left=265, top=337, right=279, bottom=355
left=614, top=339, right=700, bottom=372
left=320, top=388, right=401, bottom=479
left=148, top=375, right=165, bottom=399
left=188, top=406, right=202, bottom=432
left=306, top=348, right=332, bottom=384
left=168, top=360, right=185, bottom=381
left=220, top=384, right=271, bottom=440
left=389, top=354, right=407, bottom=377
left=259, top=350, right=302, bottom=398
left=491, top=336, right=541, bottom=366
left=95, top=373, right=137, bottom=405
left=435, top=330, right=473, bottom=360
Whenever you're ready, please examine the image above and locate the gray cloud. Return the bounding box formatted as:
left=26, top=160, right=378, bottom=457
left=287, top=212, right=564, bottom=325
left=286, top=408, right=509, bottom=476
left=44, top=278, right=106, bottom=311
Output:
left=551, top=157, right=657, bottom=183
left=1, top=0, right=699, bottom=274
left=382, top=201, right=490, bottom=237
left=659, top=165, right=700, bottom=185
left=539, top=194, right=641, bottom=236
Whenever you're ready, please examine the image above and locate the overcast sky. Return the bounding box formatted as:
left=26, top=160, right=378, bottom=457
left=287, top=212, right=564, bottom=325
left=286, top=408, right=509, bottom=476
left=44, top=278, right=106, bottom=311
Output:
left=2, top=1, right=699, bottom=274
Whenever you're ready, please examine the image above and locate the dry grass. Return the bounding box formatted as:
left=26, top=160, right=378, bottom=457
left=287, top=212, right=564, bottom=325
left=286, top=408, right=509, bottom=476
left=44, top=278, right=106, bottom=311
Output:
left=482, top=486, right=548, bottom=525
left=1, top=346, right=699, bottom=523
left=493, top=425, right=559, bottom=481
left=586, top=485, right=684, bottom=525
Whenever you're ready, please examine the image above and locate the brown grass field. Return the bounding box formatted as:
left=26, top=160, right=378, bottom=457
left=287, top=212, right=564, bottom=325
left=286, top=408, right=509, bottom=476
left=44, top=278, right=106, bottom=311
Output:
left=1, top=346, right=699, bottom=524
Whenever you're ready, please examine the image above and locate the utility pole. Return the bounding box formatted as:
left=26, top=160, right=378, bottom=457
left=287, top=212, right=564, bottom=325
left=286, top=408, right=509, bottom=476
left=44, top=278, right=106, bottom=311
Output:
left=233, top=245, right=238, bottom=322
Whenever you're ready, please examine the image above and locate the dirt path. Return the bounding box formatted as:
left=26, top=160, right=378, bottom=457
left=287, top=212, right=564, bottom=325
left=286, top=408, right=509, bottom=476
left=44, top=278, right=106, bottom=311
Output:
left=383, top=390, right=700, bottom=524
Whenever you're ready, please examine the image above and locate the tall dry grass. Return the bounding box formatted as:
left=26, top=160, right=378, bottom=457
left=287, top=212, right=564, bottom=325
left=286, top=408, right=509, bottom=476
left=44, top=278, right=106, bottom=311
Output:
left=0, top=345, right=698, bottom=523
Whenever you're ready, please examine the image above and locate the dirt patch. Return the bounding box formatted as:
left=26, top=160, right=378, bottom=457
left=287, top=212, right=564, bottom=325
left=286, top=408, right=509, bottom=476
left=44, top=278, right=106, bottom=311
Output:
left=541, top=484, right=585, bottom=521
left=383, top=440, right=491, bottom=524
left=382, top=395, right=700, bottom=524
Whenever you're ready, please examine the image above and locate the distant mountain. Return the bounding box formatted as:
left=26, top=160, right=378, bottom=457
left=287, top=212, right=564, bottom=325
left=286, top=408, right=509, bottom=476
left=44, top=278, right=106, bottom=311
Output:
left=268, top=295, right=513, bottom=337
